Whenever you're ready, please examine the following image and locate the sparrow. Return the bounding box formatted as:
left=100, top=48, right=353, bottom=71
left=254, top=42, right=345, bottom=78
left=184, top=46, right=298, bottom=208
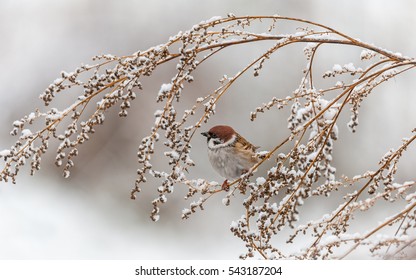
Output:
left=201, top=125, right=259, bottom=189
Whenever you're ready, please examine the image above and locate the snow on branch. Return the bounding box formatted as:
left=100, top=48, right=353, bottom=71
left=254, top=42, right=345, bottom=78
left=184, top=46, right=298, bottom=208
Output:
left=1, top=15, right=415, bottom=259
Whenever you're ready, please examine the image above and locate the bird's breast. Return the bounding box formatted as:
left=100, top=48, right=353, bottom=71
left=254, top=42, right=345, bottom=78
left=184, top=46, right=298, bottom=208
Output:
left=207, top=147, right=250, bottom=179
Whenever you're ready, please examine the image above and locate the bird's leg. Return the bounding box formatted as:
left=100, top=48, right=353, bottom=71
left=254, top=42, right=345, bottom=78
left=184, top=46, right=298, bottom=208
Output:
left=221, top=180, right=230, bottom=191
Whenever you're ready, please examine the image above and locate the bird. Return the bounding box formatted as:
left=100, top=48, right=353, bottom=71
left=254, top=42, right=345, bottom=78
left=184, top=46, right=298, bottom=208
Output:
left=201, top=125, right=259, bottom=189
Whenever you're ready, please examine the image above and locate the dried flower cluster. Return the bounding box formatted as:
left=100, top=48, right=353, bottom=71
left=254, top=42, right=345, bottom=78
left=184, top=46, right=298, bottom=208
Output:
left=1, top=15, right=415, bottom=259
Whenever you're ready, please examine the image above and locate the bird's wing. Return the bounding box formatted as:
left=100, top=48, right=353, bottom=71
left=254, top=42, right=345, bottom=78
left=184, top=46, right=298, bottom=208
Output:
left=235, top=133, right=259, bottom=152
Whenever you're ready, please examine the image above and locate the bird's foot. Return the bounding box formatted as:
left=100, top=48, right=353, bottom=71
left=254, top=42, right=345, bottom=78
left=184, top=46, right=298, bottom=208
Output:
left=221, top=180, right=230, bottom=191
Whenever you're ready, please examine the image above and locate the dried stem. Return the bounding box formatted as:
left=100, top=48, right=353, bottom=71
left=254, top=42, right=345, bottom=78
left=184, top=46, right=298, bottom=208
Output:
left=1, top=15, right=415, bottom=259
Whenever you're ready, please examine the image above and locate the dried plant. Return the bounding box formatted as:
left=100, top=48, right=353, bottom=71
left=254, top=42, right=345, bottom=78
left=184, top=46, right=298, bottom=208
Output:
left=1, top=15, right=415, bottom=259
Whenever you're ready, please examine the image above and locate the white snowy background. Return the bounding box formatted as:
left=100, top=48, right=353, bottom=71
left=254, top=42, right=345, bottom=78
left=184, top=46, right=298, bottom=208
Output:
left=0, top=0, right=415, bottom=259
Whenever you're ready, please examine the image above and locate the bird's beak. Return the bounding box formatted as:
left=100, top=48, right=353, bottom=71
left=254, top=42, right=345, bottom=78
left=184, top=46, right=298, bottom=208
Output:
left=201, top=132, right=209, bottom=137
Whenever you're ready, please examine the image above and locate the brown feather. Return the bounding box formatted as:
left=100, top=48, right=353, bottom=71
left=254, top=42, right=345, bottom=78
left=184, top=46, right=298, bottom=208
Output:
left=208, top=125, right=235, bottom=142
left=235, top=132, right=258, bottom=152
left=208, top=125, right=259, bottom=164
left=234, top=133, right=259, bottom=164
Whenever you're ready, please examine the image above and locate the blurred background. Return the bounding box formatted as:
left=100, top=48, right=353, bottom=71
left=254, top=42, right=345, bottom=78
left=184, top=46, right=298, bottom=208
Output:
left=0, top=0, right=415, bottom=259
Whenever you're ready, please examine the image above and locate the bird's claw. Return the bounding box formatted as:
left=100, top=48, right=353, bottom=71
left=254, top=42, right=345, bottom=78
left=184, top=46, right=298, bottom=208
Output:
left=221, top=180, right=230, bottom=191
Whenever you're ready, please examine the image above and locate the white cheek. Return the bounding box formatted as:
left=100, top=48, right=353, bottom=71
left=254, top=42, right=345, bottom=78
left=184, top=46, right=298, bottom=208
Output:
left=207, top=138, right=217, bottom=149
left=207, top=135, right=236, bottom=150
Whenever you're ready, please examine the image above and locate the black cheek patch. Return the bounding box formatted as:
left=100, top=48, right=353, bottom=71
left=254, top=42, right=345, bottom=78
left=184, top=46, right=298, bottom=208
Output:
left=213, top=139, right=222, bottom=145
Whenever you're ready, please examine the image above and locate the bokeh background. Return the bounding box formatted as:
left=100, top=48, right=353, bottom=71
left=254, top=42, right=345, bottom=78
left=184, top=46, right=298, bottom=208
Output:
left=0, top=0, right=415, bottom=259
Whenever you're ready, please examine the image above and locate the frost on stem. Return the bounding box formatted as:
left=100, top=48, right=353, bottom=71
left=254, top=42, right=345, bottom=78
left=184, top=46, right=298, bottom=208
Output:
left=1, top=15, right=416, bottom=259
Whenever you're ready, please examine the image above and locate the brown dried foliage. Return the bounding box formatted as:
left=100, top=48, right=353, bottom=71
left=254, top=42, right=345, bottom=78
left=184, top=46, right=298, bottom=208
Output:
left=1, top=15, right=415, bottom=259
